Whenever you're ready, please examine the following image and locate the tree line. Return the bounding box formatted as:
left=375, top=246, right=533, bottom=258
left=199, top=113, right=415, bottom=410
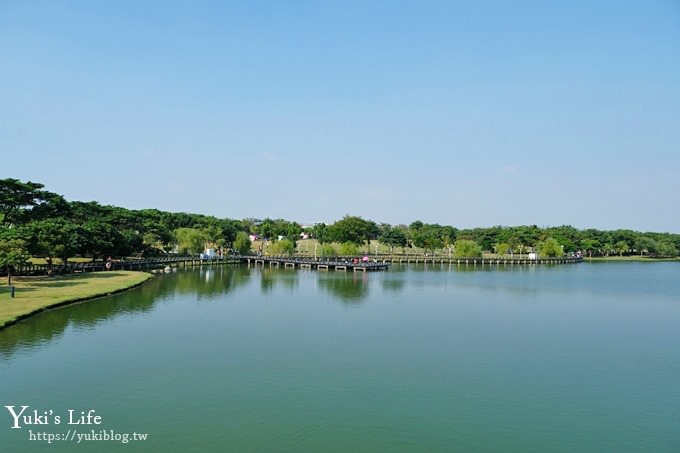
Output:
left=1, top=178, right=678, bottom=280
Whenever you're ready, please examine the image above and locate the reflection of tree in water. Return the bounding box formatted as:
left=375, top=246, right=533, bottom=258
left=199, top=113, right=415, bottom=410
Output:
left=189, top=265, right=252, bottom=301
left=381, top=276, right=405, bottom=293
left=317, top=273, right=369, bottom=303
left=0, top=277, right=164, bottom=358
left=394, top=263, right=521, bottom=274
left=0, top=266, right=252, bottom=358
left=258, top=268, right=299, bottom=295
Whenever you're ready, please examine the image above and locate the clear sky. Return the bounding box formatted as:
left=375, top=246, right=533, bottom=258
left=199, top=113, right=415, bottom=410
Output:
left=1, top=1, right=679, bottom=232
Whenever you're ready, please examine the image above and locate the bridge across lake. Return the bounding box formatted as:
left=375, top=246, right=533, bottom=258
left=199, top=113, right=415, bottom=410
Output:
left=6, top=254, right=582, bottom=277
left=244, top=256, right=390, bottom=272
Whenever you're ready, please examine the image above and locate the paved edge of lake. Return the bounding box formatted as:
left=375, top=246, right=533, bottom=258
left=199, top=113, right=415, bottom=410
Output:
left=0, top=271, right=153, bottom=331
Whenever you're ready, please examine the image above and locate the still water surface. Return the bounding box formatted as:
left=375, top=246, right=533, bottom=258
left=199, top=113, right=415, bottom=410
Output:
left=1, top=262, right=679, bottom=451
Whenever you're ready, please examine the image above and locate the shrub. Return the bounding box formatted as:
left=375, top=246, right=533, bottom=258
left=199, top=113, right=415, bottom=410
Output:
left=321, top=244, right=337, bottom=257
left=270, top=239, right=295, bottom=256
left=339, top=241, right=359, bottom=256
left=454, top=239, right=482, bottom=257
left=233, top=232, right=252, bottom=255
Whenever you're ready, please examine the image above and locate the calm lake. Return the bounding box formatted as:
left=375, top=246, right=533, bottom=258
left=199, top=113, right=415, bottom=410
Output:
left=1, top=262, right=679, bottom=452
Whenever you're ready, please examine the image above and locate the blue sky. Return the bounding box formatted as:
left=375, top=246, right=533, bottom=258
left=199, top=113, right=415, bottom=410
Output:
left=1, top=1, right=679, bottom=231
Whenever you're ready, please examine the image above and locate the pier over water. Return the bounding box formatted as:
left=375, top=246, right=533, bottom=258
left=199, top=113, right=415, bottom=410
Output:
left=6, top=254, right=582, bottom=277
left=245, top=256, right=389, bottom=272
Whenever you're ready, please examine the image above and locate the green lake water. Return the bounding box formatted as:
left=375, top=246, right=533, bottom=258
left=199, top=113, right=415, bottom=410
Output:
left=1, top=262, right=679, bottom=452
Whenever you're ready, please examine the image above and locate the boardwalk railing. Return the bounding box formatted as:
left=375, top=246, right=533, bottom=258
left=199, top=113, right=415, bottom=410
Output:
left=4, top=254, right=581, bottom=277
left=242, top=255, right=389, bottom=272
left=4, top=255, right=241, bottom=277
left=366, top=255, right=583, bottom=265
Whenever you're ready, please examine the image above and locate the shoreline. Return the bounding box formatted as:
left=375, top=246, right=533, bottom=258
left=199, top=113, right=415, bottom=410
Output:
left=583, top=256, right=680, bottom=262
left=0, top=271, right=153, bottom=331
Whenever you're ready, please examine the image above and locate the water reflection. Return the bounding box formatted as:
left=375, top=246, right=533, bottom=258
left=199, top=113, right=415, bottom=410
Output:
left=257, top=268, right=300, bottom=295
left=392, top=262, right=545, bottom=273
left=380, top=276, right=406, bottom=294
left=0, top=265, right=252, bottom=358
left=168, top=265, right=252, bottom=301
left=317, top=272, right=370, bottom=303
left=3, top=263, right=625, bottom=358
left=0, top=278, right=163, bottom=359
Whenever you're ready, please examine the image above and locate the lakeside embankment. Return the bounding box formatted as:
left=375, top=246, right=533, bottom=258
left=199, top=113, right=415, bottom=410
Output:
left=0, top=271, right=152, bottom=330
left=583, top=256, right=680, bottom=262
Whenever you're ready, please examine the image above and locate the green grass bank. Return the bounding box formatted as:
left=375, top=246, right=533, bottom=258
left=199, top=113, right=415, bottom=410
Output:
left=0, top=271, right=152, bottom=330
left=584, top=256, right=680, bottom=262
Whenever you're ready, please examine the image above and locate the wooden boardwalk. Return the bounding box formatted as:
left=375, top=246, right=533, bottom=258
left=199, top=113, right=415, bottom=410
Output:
left=244, top=256, right=390, bottom=272
left=8, top=256, right=241, bottom=276
left=6, top=254, right=581, bottom=277
left=371, top=256, right=582, bottom=265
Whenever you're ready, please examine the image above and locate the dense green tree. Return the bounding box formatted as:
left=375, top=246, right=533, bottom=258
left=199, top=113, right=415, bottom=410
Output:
left=411, top=224, right=444, bottom=252
left=454, top=239, right=482, bottom=257
left=27, top=218, right=86, bottom=265
left=495, top=242, right=510, bottom=255
left=202, top=224, right=224, bottom=250
left=611, top=229, right=638, bottom=250
left=615, top=241, right=629, bottom=257
left=0, top=178, right=50, bottom=225
left=440, top=225, right=457, bottom=247
left=507, top=236, right=522, bottom=256
left=513, top=225, right=542, bottom=250
left=219, top=219, right=243, bottom=246
left=174, top=228, right=207, bottom=255
left=24, top=191, right=70, bottom=222
left=257, top=218, right=275, bottom=240
left=285, top=222, right=302, bottom=244
left=538, top=237, right=563, bottom=257
left=269, top=239, right=295, bottom=256
left=2, top=178, right=679, bottom=265
left=119, top=228, right=144, bottom=257
left=81, top=220, right=120, bottom=260
left=379, top=224, right=408, bottom=254
left=138, top=209, right=174, bottom=251
left=312, top=223, right=329, bottom=244
left=142, top=232, right=166, bottom=254
left=635, top=236, right=657, bottom=256
left=256, top=218, right=301, bottom=244
left=581, top=228, right=608, bottom=248
left=328, top=216, right=378, bottom=247
left=233, top=231, right=252, bottom=255
left=457, top=226, right=501, bottom=252
left=580, top=239, right=600, bottom=258
left=545, top=225, right=580, bottom=253
left=656, top=240, right=677, bottom=257
left=0, top=228, right=30, bottom=285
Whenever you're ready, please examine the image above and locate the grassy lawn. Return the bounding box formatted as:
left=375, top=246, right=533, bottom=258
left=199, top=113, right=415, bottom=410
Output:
left=0, top=271, right=152, bottom=329
left=584, top=255, right=680, bottom=262
left=29, top=257, right=93, bottom=265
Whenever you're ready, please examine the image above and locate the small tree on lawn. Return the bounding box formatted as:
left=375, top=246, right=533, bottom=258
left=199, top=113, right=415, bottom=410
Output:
left=339, top=242, right=359, bottom=256
left=0, top=235, right=30, bottom=286
left=270, top=239, right=295, bottom=256
left=233, top=232, right=252, bottom=255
